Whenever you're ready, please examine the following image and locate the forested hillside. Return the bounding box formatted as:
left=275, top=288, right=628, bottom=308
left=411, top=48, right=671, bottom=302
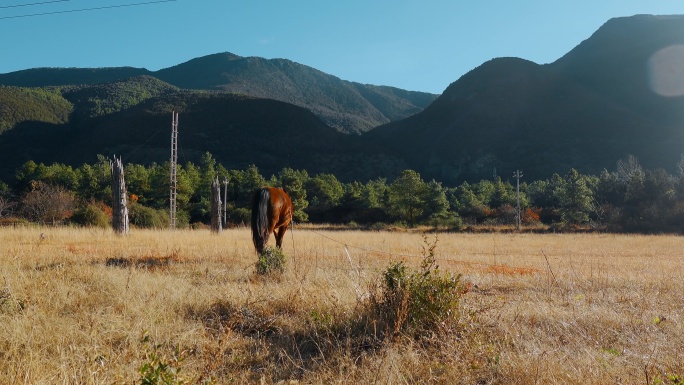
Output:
left=1, top=154, right=682, bottom=234
left=0, top=77, right=405, bottom=184
left=0, top=86, right=72, bottom=133
left=0, top=53, right=438, bottom=134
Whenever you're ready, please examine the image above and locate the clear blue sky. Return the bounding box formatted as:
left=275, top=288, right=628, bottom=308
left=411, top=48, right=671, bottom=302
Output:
left=2, top=1, right=684, bottom=94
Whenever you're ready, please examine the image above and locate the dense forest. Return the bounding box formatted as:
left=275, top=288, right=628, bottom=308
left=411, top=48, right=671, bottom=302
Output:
left=1, top=152, right=682, bottom=234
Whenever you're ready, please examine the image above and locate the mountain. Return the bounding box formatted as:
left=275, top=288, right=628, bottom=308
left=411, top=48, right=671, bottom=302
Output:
left=0, top=67, right=150, bottom=88
left=0, top=85, right=72, bottom=133
left=153, top=53, right=437, bottom=133
left=0, top=53, right=438, bottom=134
left=2, top=15, right=684, bottom=186
left=548, top=14, right=684, bottom=129
left=0, top=77, right=404, bottom=183
left=367, top=14, right=684, bottom=183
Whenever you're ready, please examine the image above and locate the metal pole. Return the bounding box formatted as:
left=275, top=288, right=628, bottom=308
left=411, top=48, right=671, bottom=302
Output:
left=170, top=111, right=178, bottom=229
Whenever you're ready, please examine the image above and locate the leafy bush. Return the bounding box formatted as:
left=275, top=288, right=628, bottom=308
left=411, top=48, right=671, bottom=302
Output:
left=371, top=235, right=462, bottom=337
left=228, top=207, right=250, bottom=225
left=255, top=246, right=286, bottom=275
left=652, top=373, right=684, bottom=385
left=129, top=203, right=169, bottom=229
left=137, top=332, right=188, bottom=385
left=71, top=202, right=110, bottom=228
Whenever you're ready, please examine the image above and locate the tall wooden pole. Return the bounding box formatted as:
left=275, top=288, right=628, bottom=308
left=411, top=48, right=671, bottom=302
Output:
left=170, top=111, right=178, bottom=229
left=210, top=176, right=222, bottom=233
left=110, top=155, right=129, bottom=235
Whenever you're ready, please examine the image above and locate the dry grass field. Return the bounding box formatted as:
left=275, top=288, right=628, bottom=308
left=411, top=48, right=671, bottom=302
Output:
left=1, top=226, right=682, bottom=384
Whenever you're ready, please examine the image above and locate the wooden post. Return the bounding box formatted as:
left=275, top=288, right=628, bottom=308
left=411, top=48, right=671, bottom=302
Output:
left=210, top=176, right=222, bottom=233
left=110, top=155, right=129, bottom=235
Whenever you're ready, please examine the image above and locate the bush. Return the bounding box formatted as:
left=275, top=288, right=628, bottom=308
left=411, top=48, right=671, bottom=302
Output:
left=0, top=217, right=31, bottom=227
left=229, top=207, right=250, bottom=226
left=21, top=181, right=76, bottom=225
left=255, top=246, right=286, bottom=275
left=71, top=202, right=110, bottom=228
left=129, top=203, right=169, bottom=229
left=371, top=235, right=462, bottom=338
left=426, top=214, right=463, bottom=230
left=137, top=332, right=188, bottom=385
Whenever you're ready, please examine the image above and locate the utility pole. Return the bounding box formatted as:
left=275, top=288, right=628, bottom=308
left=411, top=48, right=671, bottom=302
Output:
left=222, top=177, right=229, bottom=227
left=513, top=170, right=523, bottom=231
left=170, top=111, right=179, bottom=229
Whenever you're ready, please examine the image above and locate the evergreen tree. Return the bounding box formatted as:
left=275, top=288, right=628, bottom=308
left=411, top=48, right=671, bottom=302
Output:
left=362, top=178, right=389, bottom=209
left=388, top=170, right=427, bottom=227
left=423, top=179, right=450, bottom=221
left=124, top=163, right=152, bottom=204
left=617, top=155, right=646, bottom=204
left=453, top=182, right=488, bottom=222
left=278, top=167, right=309, bottom=222
left=305, top=173, right=343, bottom=210
left=558, top=168, right=593, bottom=225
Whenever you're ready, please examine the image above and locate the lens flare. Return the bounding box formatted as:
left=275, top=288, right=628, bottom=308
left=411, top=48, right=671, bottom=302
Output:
left=648, top=44, right=684, bottom=97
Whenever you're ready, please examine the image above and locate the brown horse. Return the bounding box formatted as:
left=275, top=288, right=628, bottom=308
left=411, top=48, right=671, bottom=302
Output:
left=251, top=187, right=293, bottom=254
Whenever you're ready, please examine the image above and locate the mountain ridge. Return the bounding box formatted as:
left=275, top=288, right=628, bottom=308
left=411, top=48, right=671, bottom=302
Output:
left=2, top=14, right=684, bottom=185
left=0, top=52, right=438, bottom=134
left=367, top=14, right=684, bottom=183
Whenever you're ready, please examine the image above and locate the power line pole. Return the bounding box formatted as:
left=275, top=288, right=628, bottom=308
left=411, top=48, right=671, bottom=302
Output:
left=222, top=177, right=229, bottom=227
left=513, top=170, right=523, bottom=231
left=170, top=111, right=178, bottom=229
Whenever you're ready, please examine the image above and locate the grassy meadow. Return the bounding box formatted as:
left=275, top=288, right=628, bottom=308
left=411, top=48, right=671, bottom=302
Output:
left=0, top=226, right=682, bottom=384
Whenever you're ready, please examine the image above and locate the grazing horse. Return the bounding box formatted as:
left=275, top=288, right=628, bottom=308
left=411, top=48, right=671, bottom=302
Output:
left=251, top=187, right=293, bottom=254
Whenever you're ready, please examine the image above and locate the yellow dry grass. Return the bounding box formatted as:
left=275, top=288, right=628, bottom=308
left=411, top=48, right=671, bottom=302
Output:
left=0, top=226, right=682, bottom=384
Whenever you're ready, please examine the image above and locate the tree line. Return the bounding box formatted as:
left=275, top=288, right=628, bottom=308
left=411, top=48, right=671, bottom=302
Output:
left=1, top=153, right=683, bottom=233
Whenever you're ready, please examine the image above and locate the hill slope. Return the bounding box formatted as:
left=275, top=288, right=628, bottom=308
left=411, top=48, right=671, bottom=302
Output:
left=0, top=82, right=404, bottom=182
left=367, top=15, right=684, bottom=183
left=154, top=53, right=438, bottom=134
left=0, top=53, right=438, bottom=134
left=0, top=86, right=72, bottom=133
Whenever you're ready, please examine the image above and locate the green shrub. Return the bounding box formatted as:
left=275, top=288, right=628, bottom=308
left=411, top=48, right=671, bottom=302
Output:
left=255, top=246, right=286, bottom=275
left=130, top=203, right=169, bottom=229
left=652, top=373, right=684, bottom=385
left=229, top=207, right=250, bottom=225
left=71, top=202, right=110, bottom=228
left=373, top=234, right=462, bottom=337
left=137, top=332, right=189, bottom=385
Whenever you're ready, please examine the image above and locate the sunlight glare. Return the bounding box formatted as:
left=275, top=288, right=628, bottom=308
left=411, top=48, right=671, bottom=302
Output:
left=648, top=44, right=684, bottom=97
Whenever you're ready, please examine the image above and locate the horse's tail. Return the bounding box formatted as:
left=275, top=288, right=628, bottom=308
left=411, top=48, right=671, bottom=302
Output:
left=251, top=187, right=270, bottom=254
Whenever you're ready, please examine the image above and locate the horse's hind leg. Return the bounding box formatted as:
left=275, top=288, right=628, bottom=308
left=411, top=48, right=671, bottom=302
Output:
left=275, top=225, right=287, bottom=249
